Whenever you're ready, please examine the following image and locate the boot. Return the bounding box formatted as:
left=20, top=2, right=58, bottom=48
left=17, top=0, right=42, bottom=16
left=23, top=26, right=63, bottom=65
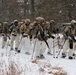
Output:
left=36, top=56, right=40, bottom=59
left=61, top=53, right=66, bottom=58
left=10, top=48, right=13, bottom=50
left=47, top=52, right=52, bottom=55
left=73, top=53, right=75, bottom=56
left=40, top=54, right=45, bottom=59
left=15, top=48, right=18, bottom=51
left=73, top=53, right=75, bottom=59
left=68, top=56, right=73, bottom=59
left=17, top=50, right=21, bottom=53
left=25, top=52, right=30, bottom=55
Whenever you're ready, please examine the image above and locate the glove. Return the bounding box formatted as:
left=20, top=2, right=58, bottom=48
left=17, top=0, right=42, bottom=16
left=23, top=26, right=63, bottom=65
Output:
left=68, top=36, right=71, bottom=40
left=51, top=36, right=55, bottom=39
left=48, top=35, right=51, bottom=38
left=21, top=32, right=25, bottom=35
left=11, top=32, right=17, bottom=36
left=72, top=36, right=76, bottom=42
left=2, top=33, right=5, bottom=36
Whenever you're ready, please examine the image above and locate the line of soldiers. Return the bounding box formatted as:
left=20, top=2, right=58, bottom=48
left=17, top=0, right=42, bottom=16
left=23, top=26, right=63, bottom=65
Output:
left=1, top=17, right=76, bottom=60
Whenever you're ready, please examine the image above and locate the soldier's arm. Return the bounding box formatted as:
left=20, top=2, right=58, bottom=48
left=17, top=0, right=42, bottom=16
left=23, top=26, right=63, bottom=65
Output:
left=20, top=24, right=25, bottom=34
left=62, top=27, right=70, bottom=39
left=2, top=23, right=5, bottom=36
left=9, top=25, right=13, bottom=34
left=29, top=28, right=33, bottom=39
left=47, top=29, right=55, bottom=39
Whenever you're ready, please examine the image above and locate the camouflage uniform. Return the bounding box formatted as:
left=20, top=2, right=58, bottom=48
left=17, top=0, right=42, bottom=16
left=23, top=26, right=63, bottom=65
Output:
left=18, top=19, right=31, bottom=54
left=9, top=20, right=20, bottom=51
left=47, top=20, right=56, bottom=55
left=62, top=20, right=76, bottom=59
left=0, top=22, right=3, bottom=33
left=32, top=17, right=53, bottom=60
left=2, top=22, right=9, bottom=48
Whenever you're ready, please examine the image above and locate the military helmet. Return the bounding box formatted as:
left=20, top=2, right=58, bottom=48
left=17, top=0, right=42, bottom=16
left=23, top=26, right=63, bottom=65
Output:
left=35, top=17, right=45, bottom=24
left=46, top=21, right=50, bottom=25
left=24, top=19, right=31, bottom=25
left=14, top=20, right=18, bottom=23
left=71, top=20, right=76, bottom=24
left=50, top=20, right=55, bottom=23
left=14, top=20, right=18, bottom=26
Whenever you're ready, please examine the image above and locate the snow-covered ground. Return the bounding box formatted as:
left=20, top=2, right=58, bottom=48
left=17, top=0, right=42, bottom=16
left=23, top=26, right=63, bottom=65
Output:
left=0, top=36, right=76, bottom=75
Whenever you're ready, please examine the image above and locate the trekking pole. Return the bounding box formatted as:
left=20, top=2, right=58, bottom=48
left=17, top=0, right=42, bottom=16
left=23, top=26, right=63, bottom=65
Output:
left=6, top=39, right=9, bottom=50
left=56, top=39, right=67, bottom=58
left=6, top=35, right=10, bottom=50
left=17, top=35, right=23, bottom=51
left=56, top=35, right=60, bottom=53
left=52, top=34, right=57, bottom=58
left=31, top=38, right=37, bottom=59
left=53, top=39, right=55, bottom=58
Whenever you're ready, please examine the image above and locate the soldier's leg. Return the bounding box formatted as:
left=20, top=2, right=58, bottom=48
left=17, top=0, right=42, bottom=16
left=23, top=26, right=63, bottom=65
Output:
left=31, top=38, right=36, bottom=52
left=2, top=36, right=5, bottom=48
left=39, top=41, right=47, bottom=59
left=62, top=39, right=69, bottom=58
left=24, top=37, right=31, bottom=54
left=73, top=42, right=76, bottom=57
left=18, top=37, right=25, bottom=53
left=68, top=41, right=74, bottom=59
left=15, top=34, right=20, bottom=50
left=47, top=38, right=53, bottom=55
left=33, top=39, right=41, bottom=60
left=2, top=35, right=7, bottom=48
left=10, top=35, right=15, bottom=50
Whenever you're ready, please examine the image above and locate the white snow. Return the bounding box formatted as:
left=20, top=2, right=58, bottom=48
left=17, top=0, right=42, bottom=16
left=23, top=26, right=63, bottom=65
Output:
left=0, top=35, right=76, bottom=75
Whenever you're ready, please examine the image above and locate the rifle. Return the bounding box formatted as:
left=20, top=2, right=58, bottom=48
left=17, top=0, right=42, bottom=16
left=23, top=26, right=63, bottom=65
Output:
left=37, top=24, right=50, bottom=49
left=62, top=23, right=71, bottom=26
left=68, top=34, right=76, bottom=42
left=40, top=32, right=50, bottom=49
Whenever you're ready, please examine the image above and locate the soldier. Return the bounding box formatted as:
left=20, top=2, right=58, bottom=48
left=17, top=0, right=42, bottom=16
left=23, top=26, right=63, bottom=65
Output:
left=47, top=20, right=56, bottom=55
left=9, top=20, right=20, bottom=51
left=32, top=17, right=55, bottom=60
left=2, top=22, right=9, bottom=48
left=62, top=20, right=76, bottom=59
left=18, top=19, right=31, bottom=54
